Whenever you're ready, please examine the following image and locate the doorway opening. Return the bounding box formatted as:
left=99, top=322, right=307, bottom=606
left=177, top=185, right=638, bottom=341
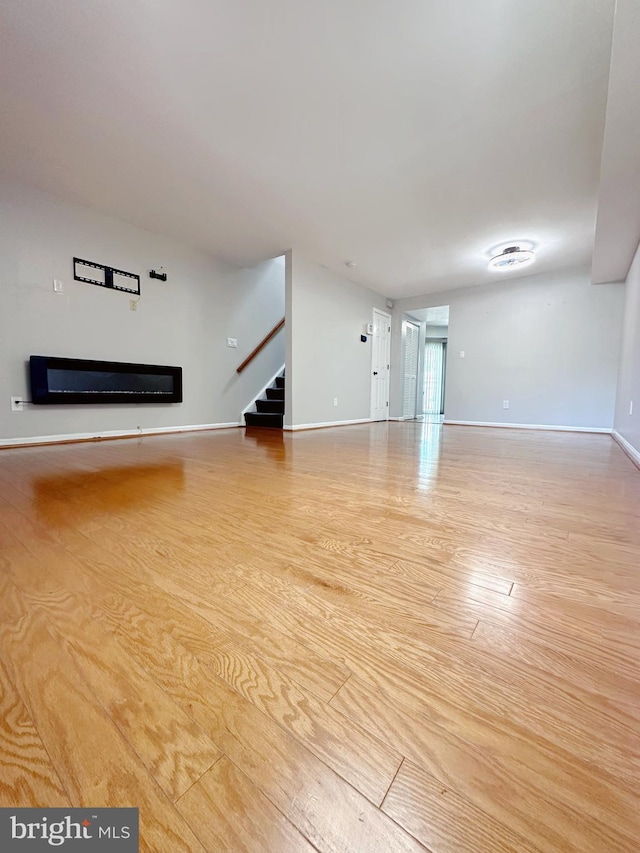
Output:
left=424, top=340, right=446, bottom=416
left=401, top=305, right=449, bottom=422
left=423, top=306, right=448, bottom=421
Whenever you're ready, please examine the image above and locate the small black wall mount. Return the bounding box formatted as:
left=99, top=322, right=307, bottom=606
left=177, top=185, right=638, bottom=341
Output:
left=73, top=257, right=141, bottom=295
left=149, top=269, right=167, bottom=281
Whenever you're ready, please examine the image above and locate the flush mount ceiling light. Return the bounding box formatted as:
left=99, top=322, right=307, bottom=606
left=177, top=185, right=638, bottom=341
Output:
left=488, top=242, right=535, bottom=271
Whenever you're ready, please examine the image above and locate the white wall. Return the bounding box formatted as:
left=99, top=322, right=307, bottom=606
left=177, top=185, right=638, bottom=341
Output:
left=286, top=253, right=387, bottom=427
left=0, top=182, right=285, bottom=443
left=425, top=324, right=448, bottom=339
left=391, top=267, right=624, bottom=429
left=614, top=240, right=640, bottom=456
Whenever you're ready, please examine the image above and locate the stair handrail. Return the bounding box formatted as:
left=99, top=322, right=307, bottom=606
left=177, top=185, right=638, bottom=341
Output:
left=236, top=317, right=285, bottom=373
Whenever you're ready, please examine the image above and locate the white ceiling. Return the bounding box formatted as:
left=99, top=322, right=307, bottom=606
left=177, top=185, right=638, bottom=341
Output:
left=0, top=1, right=622, bottom=297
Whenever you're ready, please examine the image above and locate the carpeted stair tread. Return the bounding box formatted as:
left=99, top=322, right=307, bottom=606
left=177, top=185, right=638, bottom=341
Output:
left=244, top=412, right=283, bottom=428
left=244, top=374, right=285, bottom=429
left=256, top=399, right=284, bottom=413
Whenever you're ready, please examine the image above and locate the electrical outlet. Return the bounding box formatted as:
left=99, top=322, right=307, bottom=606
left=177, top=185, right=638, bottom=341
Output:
left=333, top=397, right=338, bottom=407
left=503, top=400, right=509, bottom=409
left=11, top=396, right=24, bottom=412
left=459, top=350, right=465, bottom=359
left=129, top=299, right=137, bottom=311
left=53, top=279, right=64, bottom=293
left=227, top=338, right=238, bottom=348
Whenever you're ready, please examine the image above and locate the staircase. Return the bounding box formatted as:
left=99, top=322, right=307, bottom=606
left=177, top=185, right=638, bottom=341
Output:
left=244, top=374, right=284, bottom=429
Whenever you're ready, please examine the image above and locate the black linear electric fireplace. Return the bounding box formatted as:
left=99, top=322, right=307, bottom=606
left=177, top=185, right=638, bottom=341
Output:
left=30, top=356, right=183, bottom=405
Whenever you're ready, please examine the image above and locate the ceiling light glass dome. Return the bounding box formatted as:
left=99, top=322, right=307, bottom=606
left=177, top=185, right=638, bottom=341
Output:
left=488, top=244, right=535, bottom=271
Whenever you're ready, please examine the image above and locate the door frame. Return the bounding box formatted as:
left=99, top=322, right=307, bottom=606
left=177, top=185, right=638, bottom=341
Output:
left=370, top=308, right=392, bottom=421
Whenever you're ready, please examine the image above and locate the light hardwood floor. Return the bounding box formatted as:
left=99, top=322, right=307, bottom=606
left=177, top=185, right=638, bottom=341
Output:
left=0, top=422, right=639, bottom=852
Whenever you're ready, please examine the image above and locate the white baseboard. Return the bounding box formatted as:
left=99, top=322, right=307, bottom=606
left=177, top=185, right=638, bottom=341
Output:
left=0, top=422, right=240, bottom=449
left=443, top=420, right=612, bottom=434
left=388, top=417, right=405, bottom=421
left=283, top=418, right=372, bottom=431
left=611, top=431, right=640, bottom=468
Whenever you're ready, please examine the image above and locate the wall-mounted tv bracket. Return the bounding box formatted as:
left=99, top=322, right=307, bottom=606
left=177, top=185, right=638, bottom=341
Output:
left=73, top=257, right=141, bottom=295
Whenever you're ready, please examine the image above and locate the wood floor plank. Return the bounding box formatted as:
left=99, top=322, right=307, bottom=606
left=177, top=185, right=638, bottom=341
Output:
left=234, top=560, right=477, bottom=644
left=0, top=658, right=70, bottom=808
left=4, top=551, right=224, bottom=803
left=432, top=583, right=639, bottom=683
left=225, top=579, right=640, bottom=847
left=189, top=596, right=351, bottom=704
left=225, top=571, right=640, bottom=789
left=240, top=552, right=457, bottom=633
left=331, top=671, right=639, bottom=852
left=89, top=585, right=426, bottom=852
left=301, top=527, right=515, bottom=596
left=176, top=756, right=316, bottom=853
left=1, top=424, right=639, bottom=851
left=27, top=539, right=233, bottom=664
left=382, top=758, right=539, bottom=853
left=471, top=619, right=640, bottom=727
left=203, top=639, right=402, bottom=805
left=18, top=529, right=349, bottom=711
left=0, top=578, right=208, bottom=852
left=510, top=583, right=640, bottom=634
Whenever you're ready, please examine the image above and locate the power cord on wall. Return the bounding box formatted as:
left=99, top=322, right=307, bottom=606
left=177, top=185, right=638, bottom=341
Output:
left=128, top=267, right=151, bottom=310
left=10, top=398, right=33, bottom=411
left=129, top=266, right=167, bottom=310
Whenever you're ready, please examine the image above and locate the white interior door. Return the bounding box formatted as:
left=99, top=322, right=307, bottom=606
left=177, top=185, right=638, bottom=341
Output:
left=370, top=309, right=391, bottom=421
left=402, top=320, right=420, bottom=419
